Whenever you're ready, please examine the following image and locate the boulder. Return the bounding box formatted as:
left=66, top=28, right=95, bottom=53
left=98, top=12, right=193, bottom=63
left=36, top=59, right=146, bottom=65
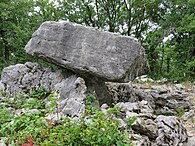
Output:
left=25, top=21, right=148, bottom=105
left=56, top=76, right=86, bottom=117
left=45, top=76, right=86, bottom=120
left=1, top=62, right=86, bottom=118
left=154, top=115, right=188, bottom=145
left=1, top=62, right=70, bottom=95
left=25, top=21, right=148, bottom=82
left=131, top=118, right=158, bottom=140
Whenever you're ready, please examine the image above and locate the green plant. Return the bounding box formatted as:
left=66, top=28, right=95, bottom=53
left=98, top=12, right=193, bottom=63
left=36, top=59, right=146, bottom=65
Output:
left=0, top=89, right=6, bottom=97
left=0, top=105, right=13, bottom=133
left=10, top=93, right=26, bottom=109
left=22, top=98, right=46, bottom=109
left=0, top=92, right=135, bottom=145
left=126, top=116, right=137, bottom=128
left=29, top=87, right=49, bottom=99
left=176, top=107, right=186, bottom=117
left=85, top=95, right=98, bottom=112
left=107, top=106, right=121, bottom=116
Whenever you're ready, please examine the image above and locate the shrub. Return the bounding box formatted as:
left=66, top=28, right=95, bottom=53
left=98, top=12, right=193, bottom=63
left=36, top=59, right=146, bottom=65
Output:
left=0, top=94, right=134, bottom=145
left=29, top=87, right=49, bottom=99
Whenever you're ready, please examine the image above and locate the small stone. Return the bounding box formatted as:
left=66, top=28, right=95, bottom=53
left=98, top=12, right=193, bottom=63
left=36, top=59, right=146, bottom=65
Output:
left=45, top=113, right=64, bottom=122
left=126, top=111, right=139, bottom=119
left=131, top=117, right=158, bottom=140
left=175, top=84, right=184, bottom=89
left=116, top=102, right=139, bottom=112
left=131, top=134, right=152, bottom=146
left=182, top=110, right=195, bottom=121
left=0, top=81, right=5, bottom=91
left=187, top=136, right=195, bottom=146
left=101, top=103, right=109, bottom=109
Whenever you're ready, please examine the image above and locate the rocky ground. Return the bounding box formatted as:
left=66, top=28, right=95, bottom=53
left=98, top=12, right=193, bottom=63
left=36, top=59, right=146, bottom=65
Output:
left=0, top=63, right=194, bottom=145
left=131, top=77, right=195, bottom=146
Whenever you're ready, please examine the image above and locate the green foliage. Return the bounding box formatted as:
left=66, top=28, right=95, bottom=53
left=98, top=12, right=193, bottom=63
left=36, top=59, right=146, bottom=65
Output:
left=176, top=107, right=186, bottom=117
left=22, top=98, right=46, bottom=109
left=85, top=95, right=98, bottom=112
left=0, top=89, right=6, bottom=97
left=0, top=92, right=135, bottom=145
left=144, top=0, right=195, bottom=82
left=107, top=106, right=121, bottom=116
left=29, top=86, right=49, bottom=99
left=126, top=116, right=137, bottom=129
left=0, top=105, right=14, bottom=130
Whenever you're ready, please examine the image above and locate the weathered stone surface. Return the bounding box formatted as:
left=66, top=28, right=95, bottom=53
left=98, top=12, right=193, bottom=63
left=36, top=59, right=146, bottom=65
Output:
left=131, top=118, right=158, bottom=140
left=154, top=115, right=188, bottom=145
left=131, top=134, right=152, bottom=146
left=101, top=101, right=188, bottom=146
left=1, top=62, right=86, bottom=118
left=0, top=81, right=4, bottom=91
left=56, top=76, right=86, bottom=117
left=1, top=66, right=193, bottom=145
left=187, top=136, right=195, bottom=146
left=1, top=62, right=69, bottom=95
left=25, top=21, right=148, bottom=82
left=106, top=82, right=139, bottom=103
left=105, top=81, right=194, bottom=145
left=182, top=109, right=195, bottom=121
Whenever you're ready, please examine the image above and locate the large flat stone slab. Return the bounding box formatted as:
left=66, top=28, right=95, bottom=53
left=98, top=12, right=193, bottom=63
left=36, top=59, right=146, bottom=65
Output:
left=25, top=21, right=147, bottom=82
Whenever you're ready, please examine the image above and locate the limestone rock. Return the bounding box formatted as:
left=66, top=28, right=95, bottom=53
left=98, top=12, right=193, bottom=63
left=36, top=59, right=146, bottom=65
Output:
left=1, top=62, right=86, bottom=118
left=0, top=81, right=4, bottom=91
left=25, top=21, right=148, bottom=82
left=181, top=109, right=195, bottom=121
left=56, top=76, right=86, bottom=117
left=106, top=82, right=140, bottom=103
left=131, top=134, right=152, bottom=146
left=154, top=115, right=188, bottom=145
left=1, top=62, right=68, bottom=95
left=131, top=118, right=158, bottom=140
left=187, top=136, right=195, bottom=146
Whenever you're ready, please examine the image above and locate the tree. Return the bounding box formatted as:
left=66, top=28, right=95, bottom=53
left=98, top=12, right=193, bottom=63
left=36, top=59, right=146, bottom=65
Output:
left=1, top=0, right=194, bottom=81
left=144, top=0, right=195, bottom=81
left=0, top=0, right=36, bottom=71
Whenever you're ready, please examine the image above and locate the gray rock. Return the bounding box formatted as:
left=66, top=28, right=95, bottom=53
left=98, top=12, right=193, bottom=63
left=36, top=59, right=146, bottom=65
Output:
left=135, top=75, right=154, bottom=83
left=57, top=77, right=86, bottom=117
left=153, top=91, right=191, bottom=113
left=167, top=99, right=190, bottom=109
left=131, top=134, right=152, bottom=146
left=165, top=92, right=188, bottom=100
left=0, top=80, right=5, bottom=91
left=45, top=112, right=64, bottom=122
left=181, top=109, right=195, bottom=121
left=158, top=106, right=176, bottom=116
left=25, top=21, right=148, bottom=82
left=106, top=82, right=143, bottom=103
left=116, top=102, right=139, bottom=112
left=174, top=84, right=184, bottom=90
left=131, top=118, right=158, bottom=140
left=116, top=100, right=153, bottom=115
left=187, top=136, right=195, bottom=146
left=13, top=109, right=39, bottom=115
left=154, top=115, right=188, bottom=146
left=125, top=111, right=139, bottom=119
left=139, top=100, right=154, bottom=114
left=1, top=62, right=70, bottom=96
left=1, top=62, right=87, bottom=117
